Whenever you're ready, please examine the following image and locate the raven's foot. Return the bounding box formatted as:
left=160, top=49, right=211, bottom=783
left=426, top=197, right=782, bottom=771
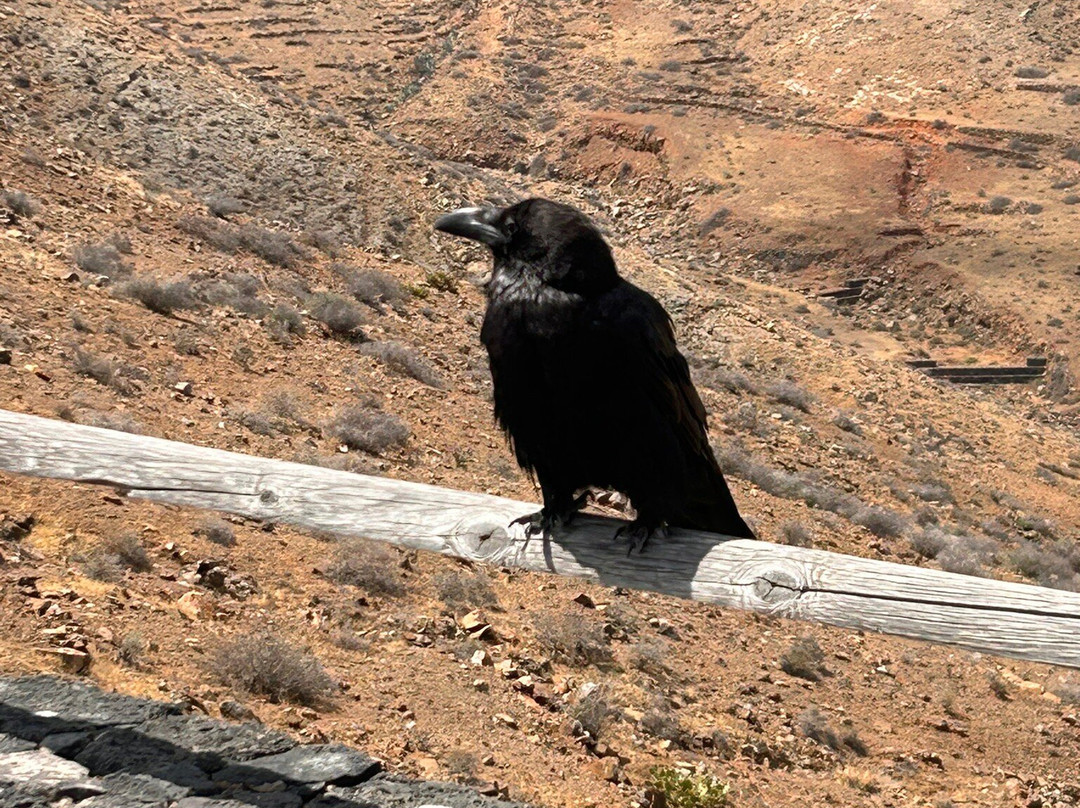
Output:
left=614, top=519, right=668, bottom=555
left=511, top=493, right=588, bottom=537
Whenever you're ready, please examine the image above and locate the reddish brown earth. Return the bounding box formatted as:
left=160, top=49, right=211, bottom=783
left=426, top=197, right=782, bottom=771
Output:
left=2, top=0, right=1080, bottom=806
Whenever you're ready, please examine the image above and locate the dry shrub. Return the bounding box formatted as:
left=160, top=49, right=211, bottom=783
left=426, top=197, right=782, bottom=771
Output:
left=359, top=341, right=444, bottom=388
left=535, top=612, right=612, bottom=667
left=326, top=538, right=405, bottom=597
left=195, top=518, right=236, bottom=547
left=435, top=570, right=498, bottom=611
left=781, top=636, right=827, bottom=682
left=326, top=403, right=410, bottom=454
left=121, top=277, right=199, bottom=315
left=208, top=631, right=335, bottom=706
left=308, top=291, right=366, bottom=337
left=74, top=242, right=132, bottom=278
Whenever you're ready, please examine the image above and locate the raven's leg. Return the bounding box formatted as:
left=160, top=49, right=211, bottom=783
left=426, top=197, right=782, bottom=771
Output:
left=512, top=488, right=588, bottom=535
left=614, top=516, right=668, bottom=555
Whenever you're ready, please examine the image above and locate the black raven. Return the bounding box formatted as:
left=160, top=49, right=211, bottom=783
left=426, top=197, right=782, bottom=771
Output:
left=435, top=198, right=754, bottom=547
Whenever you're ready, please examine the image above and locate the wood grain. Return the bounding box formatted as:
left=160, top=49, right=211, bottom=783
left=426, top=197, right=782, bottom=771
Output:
left=2, top=408, right=1079, bottom=668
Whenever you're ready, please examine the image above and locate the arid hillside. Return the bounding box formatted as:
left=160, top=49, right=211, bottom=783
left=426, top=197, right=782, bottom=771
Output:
left=2, top=1, right=1080, bottom=806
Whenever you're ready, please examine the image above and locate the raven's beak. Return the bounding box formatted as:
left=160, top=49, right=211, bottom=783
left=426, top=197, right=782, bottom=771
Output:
left=434, top=206, right=507, bottom=247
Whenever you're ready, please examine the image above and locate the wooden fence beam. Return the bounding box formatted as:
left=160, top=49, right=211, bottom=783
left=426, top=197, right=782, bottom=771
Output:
left=1, top=409, right=1079, bottom=668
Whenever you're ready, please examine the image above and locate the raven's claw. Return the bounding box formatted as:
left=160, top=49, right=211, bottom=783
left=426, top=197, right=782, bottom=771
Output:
left=614, top=519, right=668, bottom=555
left=511, top=493, right=589, bottom=538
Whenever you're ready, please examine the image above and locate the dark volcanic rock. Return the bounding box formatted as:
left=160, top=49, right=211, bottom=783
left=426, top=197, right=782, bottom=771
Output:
left=215, top=744, right=380, bottom=788
left=139, top=714, right=295, bottom=766
left=0, top=733, right=36, bottom=752
left=75, top=727, right=217, bottom=794
left=0, top=676, right=180, bottom=741
left=312, top=774, right=527, bottom=808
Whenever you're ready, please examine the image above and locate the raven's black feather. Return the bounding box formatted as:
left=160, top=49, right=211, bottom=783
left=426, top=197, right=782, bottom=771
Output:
left=436, top=198, right=754, bottom=539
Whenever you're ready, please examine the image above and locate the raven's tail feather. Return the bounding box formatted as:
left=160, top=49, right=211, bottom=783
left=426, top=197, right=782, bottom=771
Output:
left=674, top=455, right=756, bottom=539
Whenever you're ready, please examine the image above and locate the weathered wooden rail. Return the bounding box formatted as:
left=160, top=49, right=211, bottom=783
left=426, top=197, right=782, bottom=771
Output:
left=2, top=409, right=1080, bottom=668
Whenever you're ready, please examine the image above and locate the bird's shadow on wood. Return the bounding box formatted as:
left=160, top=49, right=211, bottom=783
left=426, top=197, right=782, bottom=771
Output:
left=520, top=513, right=733, bottom=601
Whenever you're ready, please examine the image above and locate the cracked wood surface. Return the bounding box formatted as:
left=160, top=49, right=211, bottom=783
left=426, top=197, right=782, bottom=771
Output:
left=2, top=409, right=1079, bottom=668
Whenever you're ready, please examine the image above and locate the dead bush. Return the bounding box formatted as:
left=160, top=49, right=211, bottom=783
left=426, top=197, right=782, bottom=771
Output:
left=566, top=685, right=611, bottom=739
left=444, top=749, right=479, bottom=782
left=781, top=636, right=828, bottom=682
left=308, top=291, right=366, bottom=337
left=83, top=532, right=152, bottom=580
left=1010, top=539, right=1080, bottom=591
left=535, top=612, right=612, bottom=667
left=359, top=341, right=444, bottom=388
left=208, top=631, right=335, bottom=706
left=780, top=521, right=813, bottom=547
left=326, top=538, right=405, bottom=597
left=2, top=188, right=41, bottom=218
left=179, top=216, right=306, bottom=267
left=346, top=268, right=407, bottom=311
left=206, top=195, right=246, bottom=218
left=74, top=242, right=133, bottom=278
left=797, top=706, right=841, bottom=751
left=689, top=357, right=756, bottom=395
left=77, top=409, right=144, bottom=434
left=266, top=304, right=305, bottom=344
left=121, top=277, right=199, bottom=315
left=118, top=633, right=147, bottom=666
left=72, top=349, right=136, bottom=395
left=195, top=518, right=236, bottom=547
left=435, top=570, right=498, bottom=611
left=627, top=639, right=671, bottom=678
left=766, top=380, right=813, bottom=412
left=326, top=403, right=410, bottom=454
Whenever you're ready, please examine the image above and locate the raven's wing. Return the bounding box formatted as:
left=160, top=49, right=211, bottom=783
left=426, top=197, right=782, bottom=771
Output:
left=592, top=281, right=754, bottom=537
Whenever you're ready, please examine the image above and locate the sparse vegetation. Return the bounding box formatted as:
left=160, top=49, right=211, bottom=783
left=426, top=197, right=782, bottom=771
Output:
left=118, top=633, right=147, bottom=666
left=74, top=242, right=133, bottom=278
left=82, top=532, right=153, bottom=580
left=121, top=277, right=199, bottom=315
left=628, top=639, right=671, bottom=678
left=307, top=291, right=366, bottom=337
left=326, top=403, right=410, bottom=454
left=646, top=767, right=730, bottom=808
left=781, top=636, right=828, bottom=681
left=3, top=188, right=41, bottom=218
left=435, top=570, right=498, bottom=611
left=1014, top=66, right=1050, bottom=79
left=359, top=341, right=444, bottom=388
left=535, top=612, right=612, bottom=667
left=566, top=685, right=611, bottom=739
left=347, top=268, right=407, bottom=311
left=326, top=538, right=405, bottom=596
left=208, top=631, right=335, bottom=706
left=178, top=216, right=307, bottom=267
left=72, top=349, right=135, bottom=395
left=266, top=304, right=305, bottom=344
left=766, top=380, right=813, bottom=412
left=195, top=518, right=236, bottom=547
left=780, top=521, right=813, bottom=547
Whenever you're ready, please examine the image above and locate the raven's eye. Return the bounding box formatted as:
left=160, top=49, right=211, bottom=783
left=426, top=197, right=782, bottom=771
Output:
left=503, top=216, right=518, bottom=237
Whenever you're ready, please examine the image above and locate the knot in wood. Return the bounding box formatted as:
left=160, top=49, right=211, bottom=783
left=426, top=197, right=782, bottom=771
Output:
left=448, top=517, right=516, bottom=564
left=259, top=489, right=279, bottom=504
left=753, top=570, right=800, bottom=604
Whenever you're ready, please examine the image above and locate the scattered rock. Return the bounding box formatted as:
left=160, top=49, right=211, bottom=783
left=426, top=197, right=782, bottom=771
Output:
left=220, top=701, right=259, bottom=722
left=39, top=647, right=91, bottom=675
left=492, top=714, right=518, bottom=730
left=177, top=591, right=209, bottom=620
left=572, top=593, right=596, bottom=609
left=175, top=381, right=195, bottom=396
left=215, top=744, right=380, bottom=787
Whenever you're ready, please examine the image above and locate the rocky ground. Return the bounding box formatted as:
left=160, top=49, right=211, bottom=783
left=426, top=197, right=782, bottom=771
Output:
left=0, top=674, right=521, bottom=808
left=2, top=0, right=1080, bottom=806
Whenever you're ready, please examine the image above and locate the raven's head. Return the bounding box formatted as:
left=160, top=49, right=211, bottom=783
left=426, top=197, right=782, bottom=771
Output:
left=434, top=198, right=618, bottom=294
